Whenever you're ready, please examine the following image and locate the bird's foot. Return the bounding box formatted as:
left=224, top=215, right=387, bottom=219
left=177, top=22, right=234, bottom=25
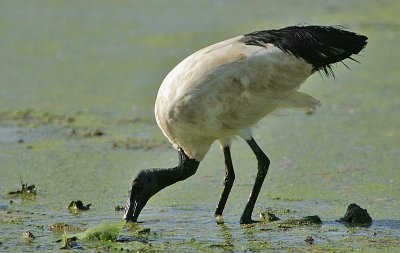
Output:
left=240, top=217, right=260, bottom=225
left=215, top=215, right=225, bottom=224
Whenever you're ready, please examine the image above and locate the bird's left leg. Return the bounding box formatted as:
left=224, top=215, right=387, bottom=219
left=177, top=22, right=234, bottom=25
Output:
left=240, top=138, right=270, bottom=224
left=215, top=146, right=235, bottom=220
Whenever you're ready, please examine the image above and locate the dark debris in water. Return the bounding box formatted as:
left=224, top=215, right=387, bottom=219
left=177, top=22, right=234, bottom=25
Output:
left=114, top=205, right=124, bottom=211
left=124, top=222, right=154, bottom=238
left=58, top=235, right=83, bottom=250
left=304, top=235, right=314, bottom=244
left=0, top=109, right=75, bottom=127
left=136, top=227, right=151, bottom=235
left=277, top=215, right=322, bottom=228
left=7, top=179, right=36, bottom=196
left=1, top=209, right=24, bottom=224
left=259, top=211, right=280, bottom=222
left=338, top=203, right=372, bottom=226
left=0, top=108, right=170, bottom=153
left=115, top=235, right=149, bottom=244
left=23, top=231, right=35, bottom=240
left=68, top=200, right=91, bottom=212
left=111, top=137, right=170, bottom=151
left=68, top=128, right=105, bottom=138
left=49, top=222, right=86, bottom=233
left=83, top=129, right=104, bottom=137
left=208, top=242, right=235, bottom=249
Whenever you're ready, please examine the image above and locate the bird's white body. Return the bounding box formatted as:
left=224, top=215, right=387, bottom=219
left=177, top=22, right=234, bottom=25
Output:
left=155, top=35, right=320, bottom=161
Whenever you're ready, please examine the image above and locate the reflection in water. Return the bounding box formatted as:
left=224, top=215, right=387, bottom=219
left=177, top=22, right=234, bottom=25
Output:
left=216, top=223, right=235, bottom=250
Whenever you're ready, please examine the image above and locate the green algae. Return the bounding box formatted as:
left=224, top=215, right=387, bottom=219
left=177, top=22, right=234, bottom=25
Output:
left=111, top=137, right=170, bottom=150
left=277, top=215, right=323, bottom=228
left=259, top=211, right=280, bottom=222
left=68, top=200, right=91, bottom=212
left=0, top=0, right=399, bottom=252
left=0, top=210, right=24, bottom=225
left=0, top=109, right=74, bottom=128
left=77, top=221, right=125, bottom=242
left=48, top=222, right=85, bottom=233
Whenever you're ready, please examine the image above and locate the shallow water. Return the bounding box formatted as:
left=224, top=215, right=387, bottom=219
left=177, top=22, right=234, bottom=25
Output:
left=1, top=0, right=400, bottom=252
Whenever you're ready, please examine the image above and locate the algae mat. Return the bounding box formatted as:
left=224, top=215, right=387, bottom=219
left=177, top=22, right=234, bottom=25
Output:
left=1, top=0, right=399, bottom=252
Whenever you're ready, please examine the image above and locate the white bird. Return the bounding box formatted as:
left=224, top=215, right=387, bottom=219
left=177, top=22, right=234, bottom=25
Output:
left=124, top=25, right=368, bottom=224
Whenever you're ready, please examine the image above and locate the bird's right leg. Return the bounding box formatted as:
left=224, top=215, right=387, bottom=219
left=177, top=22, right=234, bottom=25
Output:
left=215, top=146, right=235, bottom=221
left=240, top=138, right=270, bottom=224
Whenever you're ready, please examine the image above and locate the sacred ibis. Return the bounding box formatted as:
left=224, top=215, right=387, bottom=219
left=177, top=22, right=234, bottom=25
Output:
left=124, top=25, right=368, bottom=224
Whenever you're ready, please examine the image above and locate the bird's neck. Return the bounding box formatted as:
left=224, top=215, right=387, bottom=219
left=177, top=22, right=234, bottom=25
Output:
left=155, top=149, right=200, bottom=191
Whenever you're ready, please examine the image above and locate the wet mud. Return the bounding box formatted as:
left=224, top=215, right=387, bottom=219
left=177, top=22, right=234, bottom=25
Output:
left=338, top=203, right=373, bottom=226
left=1, top=1, right=400, bottom=252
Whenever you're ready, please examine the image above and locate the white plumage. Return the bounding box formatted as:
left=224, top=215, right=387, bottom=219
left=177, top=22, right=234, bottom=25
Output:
left=156, top=35, right=321, bottom=161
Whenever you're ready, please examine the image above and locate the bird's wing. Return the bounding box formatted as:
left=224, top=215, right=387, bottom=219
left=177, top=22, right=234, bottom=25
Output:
left=166, top=36, right=316, bottom=132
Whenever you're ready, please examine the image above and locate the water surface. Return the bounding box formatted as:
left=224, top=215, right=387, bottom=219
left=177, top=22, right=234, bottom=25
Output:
left=1, top=0, right=399, bottom=252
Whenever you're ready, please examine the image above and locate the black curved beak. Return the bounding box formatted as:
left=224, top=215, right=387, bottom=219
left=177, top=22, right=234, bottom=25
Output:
left=123, top=198, right=145, bottom=222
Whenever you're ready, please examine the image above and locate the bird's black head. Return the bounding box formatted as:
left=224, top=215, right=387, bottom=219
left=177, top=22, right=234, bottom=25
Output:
left=123, top=169, right=160, bottom=222
left=123, top=149, right=200, bottom=222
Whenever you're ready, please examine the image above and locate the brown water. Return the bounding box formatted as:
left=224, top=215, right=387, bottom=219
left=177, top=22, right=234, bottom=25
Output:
left=1, top=0, right=399, bottom=252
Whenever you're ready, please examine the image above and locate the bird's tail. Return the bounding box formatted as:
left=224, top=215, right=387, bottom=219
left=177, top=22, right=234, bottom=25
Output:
left=242, top=25, right=368, bottom=77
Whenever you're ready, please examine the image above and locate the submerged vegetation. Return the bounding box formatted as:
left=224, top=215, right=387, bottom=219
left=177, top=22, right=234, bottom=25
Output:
left=78, top=221, right=124, bottom=241
left=68, top=200, right=91, bottom=212
left=7, top=179, right=36, bottom=196
left=1, top=0, right=400, bottom=252
left=48, top=222, right=85, bottom=233
left=0, top=109, right=170, bottom=151
left=0, top=100, right=396, bottom=252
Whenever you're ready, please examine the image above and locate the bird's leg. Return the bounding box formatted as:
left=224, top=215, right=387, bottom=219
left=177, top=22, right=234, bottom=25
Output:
left=215, top=146, right=235, bottom=219
left=240, top=138, right=270, bottom=224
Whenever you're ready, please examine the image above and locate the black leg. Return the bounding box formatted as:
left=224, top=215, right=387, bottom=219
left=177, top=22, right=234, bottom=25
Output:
left=240, top=138, right=270, bottom=224
left=215, top=146, right=235, bottom=217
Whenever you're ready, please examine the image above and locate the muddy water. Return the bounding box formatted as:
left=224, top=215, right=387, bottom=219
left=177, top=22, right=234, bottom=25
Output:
left=1, top=0, right=399, bottom=252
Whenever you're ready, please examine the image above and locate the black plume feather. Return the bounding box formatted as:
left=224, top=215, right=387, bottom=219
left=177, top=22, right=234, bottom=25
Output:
left=241, top=25, right=368, bottom=77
